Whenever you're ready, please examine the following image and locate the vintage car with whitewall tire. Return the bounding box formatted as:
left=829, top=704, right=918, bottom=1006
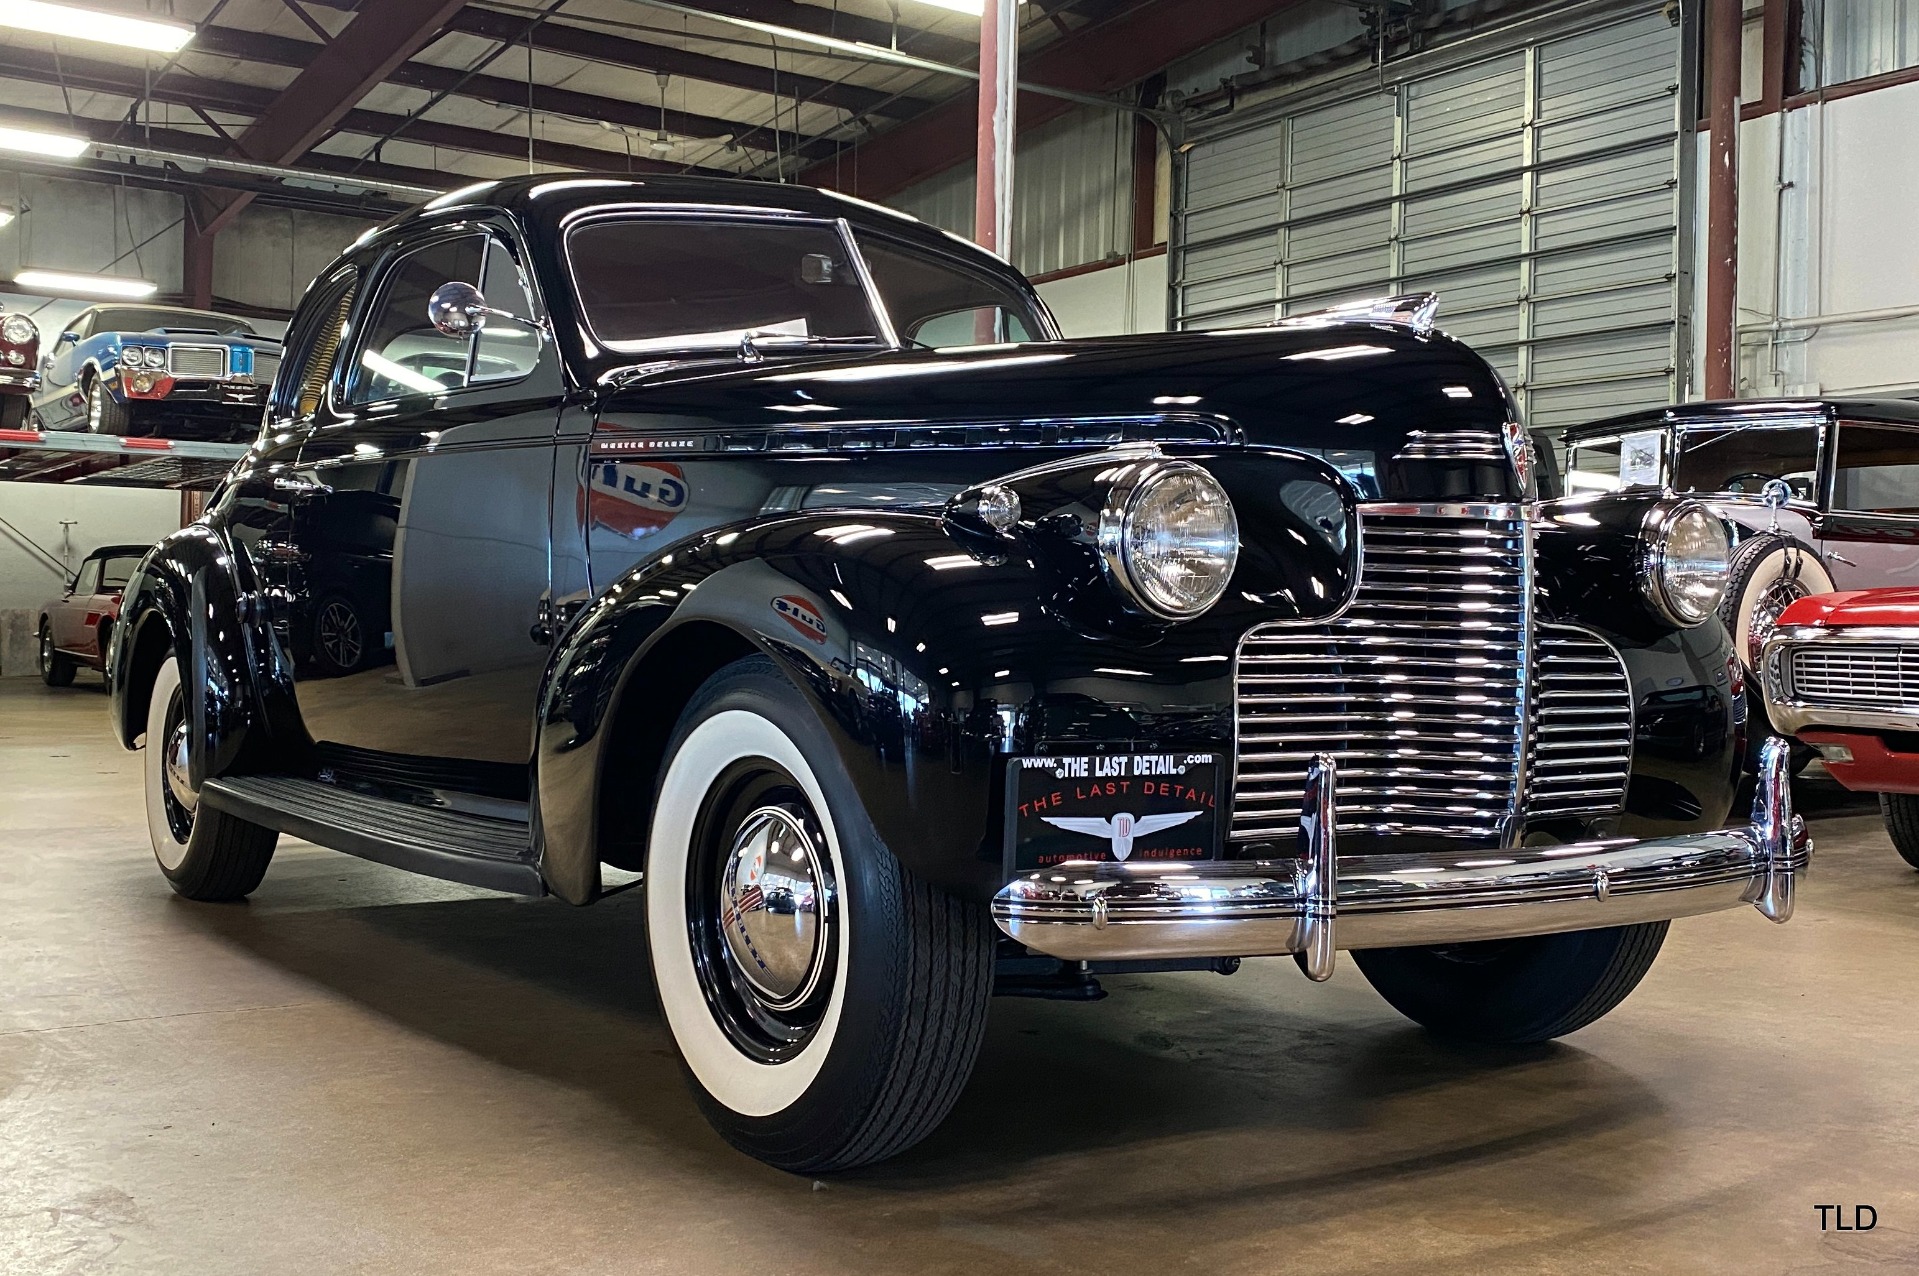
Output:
left=1762, top=587, right=1919, bottom=868
left=1563, top=399, right=1919, bottom=767
left=107, top=175, right=1810, bottom=1173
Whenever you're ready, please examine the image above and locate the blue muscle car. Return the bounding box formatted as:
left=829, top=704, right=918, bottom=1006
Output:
left=29, top=304, right=281, bottom=440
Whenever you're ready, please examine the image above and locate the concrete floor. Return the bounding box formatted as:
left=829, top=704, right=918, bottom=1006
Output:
left=4, top=677, right=1917, bottom=1276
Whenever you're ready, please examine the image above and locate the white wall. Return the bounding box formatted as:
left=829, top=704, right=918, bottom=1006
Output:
left=0, top=482, right=182, bottom=676
left=1728, top=80, right=1919, bottom=398
left=1035, top=253, right=1170, bottom=337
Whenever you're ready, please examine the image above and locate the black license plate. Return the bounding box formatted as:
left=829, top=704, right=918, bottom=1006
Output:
left=1007, top=752, right=1221, bottom=871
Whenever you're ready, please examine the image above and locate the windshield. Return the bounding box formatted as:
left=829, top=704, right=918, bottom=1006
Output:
left=855, top=236, right=1041, bottom=348
left=567, top=218, right=882, bottom=353
left=92, top=307, right=255, bottom=336
left=1672, top=422, right=1820, bottom=498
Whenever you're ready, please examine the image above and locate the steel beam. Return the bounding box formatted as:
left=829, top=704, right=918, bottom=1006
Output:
left=974, top=0, right=1019, bottom=257
left=1705, top=0, right=1740, bottom=399
left=802, top=0, right=1310, bottom=199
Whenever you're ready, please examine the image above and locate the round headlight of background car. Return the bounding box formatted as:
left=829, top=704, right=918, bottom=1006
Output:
left=140, top=347, right=165, bottom=368
left=1097, top=460, right=1240, bottom=618
left=1641, top=501, right=1731, bottom=627
left=0, top=313, right=35, bottom=346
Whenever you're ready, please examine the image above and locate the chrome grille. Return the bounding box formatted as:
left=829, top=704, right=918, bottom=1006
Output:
left=1392, top=429, right=1505, bottom=463
left=1791, top=645, right=1919, bottom=709
left=1528, top=625, right=1633, bottom=817
left=168, top=345, right=227, bottom=379
left=1233, top=510, right=1529, bottom=842
left=252, top=351, right=282, bottom=385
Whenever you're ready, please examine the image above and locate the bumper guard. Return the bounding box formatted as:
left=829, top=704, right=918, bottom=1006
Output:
left=992, top=738, right=1810, bottom=980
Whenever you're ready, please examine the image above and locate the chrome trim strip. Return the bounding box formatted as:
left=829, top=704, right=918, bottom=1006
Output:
left=994, top=738, right=1809, bottom=962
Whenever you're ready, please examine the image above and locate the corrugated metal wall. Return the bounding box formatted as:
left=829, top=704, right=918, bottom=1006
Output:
left=1171, top=3, right=1692, bottom=433
left=1806, top=0, right=1919, bottom=86
left=886, top=104, right=1134, bottom=278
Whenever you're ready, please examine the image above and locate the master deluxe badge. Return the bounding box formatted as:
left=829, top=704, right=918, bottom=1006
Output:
left=1008, top=752, right=1221, bottom=870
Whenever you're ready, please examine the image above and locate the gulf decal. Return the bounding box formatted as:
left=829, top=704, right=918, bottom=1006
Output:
left=772, top=594, right=828, bottom=644
left=583, top=460, right=688, bottom=539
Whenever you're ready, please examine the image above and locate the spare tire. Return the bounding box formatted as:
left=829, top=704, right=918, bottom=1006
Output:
left=1721, top=531, right=1833, bottom=772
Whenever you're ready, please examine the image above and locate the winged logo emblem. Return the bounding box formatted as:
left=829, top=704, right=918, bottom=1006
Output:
left=1040, top=810, right=1204, bottom=861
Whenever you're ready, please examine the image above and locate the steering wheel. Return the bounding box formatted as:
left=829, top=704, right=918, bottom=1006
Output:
left=1720, top=471, right=1783, bottom=494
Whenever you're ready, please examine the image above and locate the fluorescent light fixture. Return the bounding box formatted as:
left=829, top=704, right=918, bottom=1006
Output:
left=0, top=125, right=89, bottom=159
left=14, top=268, right=155, bottom=298
left=1, top=0, right=193, bottom=51
left=910, top=0, right=985, bottom=12
left=1441, top=385, right=1473, bottom=399
left=981, top=611, right=1018, bottom=627
left=359, top=350, right=446, bottom=396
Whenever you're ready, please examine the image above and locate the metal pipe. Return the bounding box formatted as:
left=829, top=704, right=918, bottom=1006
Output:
left=86, top=141, right=444, bottom=199
left=974, top=0, right=1018, bottom=259
left=1705, top=0, right=1741, bottom=399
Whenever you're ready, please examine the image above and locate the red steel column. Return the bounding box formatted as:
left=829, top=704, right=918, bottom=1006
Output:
left=1705, top=0, right=1741, bottom=399
left=974, top=0, right=1019, bottom=258
left=183, top=225, right=216, bottom=310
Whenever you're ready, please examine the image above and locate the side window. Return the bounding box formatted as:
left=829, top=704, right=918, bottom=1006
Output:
left=272, top=267, right=359, bottom=420
left=1831, top=423, right=1919, bottom=515
left=472, top=239, right=541, bottom=383
left=73, top=558, right=100, bottom=595
left=351, top=235, right=487, bottom=403
left=1565, top=437, right=1624, bottom=494
left=856, top=237, right=1040, bottom=348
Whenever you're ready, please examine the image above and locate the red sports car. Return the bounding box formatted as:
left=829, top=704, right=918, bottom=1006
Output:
left=1763, top=587, right=1919, bottom=865
left=37, top=544, right=148, bottom=686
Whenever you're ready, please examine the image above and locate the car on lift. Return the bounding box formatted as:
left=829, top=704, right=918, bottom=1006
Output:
left=109, top=175, right=1809, bottom=1174
left=0, top=307, right=39, bottom=427
left=1562, top=399, right=1919, bottom=763
left=38, top=543, right=149, bottom=687
left=1762, top=587, right=1919, bottom=868
left=28, top=303, right=280, bottom=440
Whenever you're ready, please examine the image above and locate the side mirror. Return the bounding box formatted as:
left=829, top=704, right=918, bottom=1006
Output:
left=57, top=331, right=78, bottom=346
left=428, top=281, right=488, bottom=337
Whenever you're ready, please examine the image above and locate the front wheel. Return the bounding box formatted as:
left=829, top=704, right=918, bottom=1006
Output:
left=1881, top=794, right=1919, bottom=870
left=1352, top=922, right=1669, bottom=1045
left=645, top=656, right=993, bottom=1172
left=144, top=654, right=277, bottom=900
left=86, top=377, right=132, bottom=435
left=38, top=621, right=75, bottom=687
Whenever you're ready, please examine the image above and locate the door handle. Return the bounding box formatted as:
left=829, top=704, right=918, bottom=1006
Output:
left=1827, top=551, right=1858, bottom=567
left=272, top=474, right=332, bottom=495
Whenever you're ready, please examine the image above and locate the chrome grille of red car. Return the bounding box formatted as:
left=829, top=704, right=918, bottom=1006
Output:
left=168, top=345, right=227, bottom=379
left=1790, top=645, right=1919, bottom=710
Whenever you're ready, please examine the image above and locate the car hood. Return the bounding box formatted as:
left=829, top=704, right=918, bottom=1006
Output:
left=1781, top=588, right=1919, bottom=629
left=111, top=331, right=276, bottom=348
left=595, top=323, right=1527, bottom=501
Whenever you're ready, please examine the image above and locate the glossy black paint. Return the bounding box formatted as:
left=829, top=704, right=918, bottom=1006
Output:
left=109, top=174, right=1735, bottom=909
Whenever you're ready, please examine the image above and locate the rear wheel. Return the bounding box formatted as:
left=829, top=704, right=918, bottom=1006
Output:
left=143, top=654, right=277, bottom=900
left=1881, top=795, right=1919, bottom=870
left=1353, top=922, right=1670, bottom=1045
left=37, top=621, right=75, bottom=687
left=645, top=656, right=993, bottom=1172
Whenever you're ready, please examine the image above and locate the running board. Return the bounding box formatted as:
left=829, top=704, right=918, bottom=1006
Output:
left=199, top=775, right=546, bottom=897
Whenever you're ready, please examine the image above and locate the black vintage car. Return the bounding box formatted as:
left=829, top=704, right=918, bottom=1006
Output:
left=109, top=176, right=1809, bottom=1173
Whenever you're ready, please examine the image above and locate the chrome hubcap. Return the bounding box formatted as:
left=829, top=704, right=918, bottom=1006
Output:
left=718, top=805, right=832, bottom=1011
left=164, top=716, right=197, bottom=814
left=1749, top=576, right=1809, bottom=667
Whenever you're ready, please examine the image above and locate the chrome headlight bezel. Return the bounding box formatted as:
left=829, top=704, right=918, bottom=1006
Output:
left=1096, top=459, right=1240, bottom=620
left=0, top=313, right=35, bottom=346
left=1639, top=500, right=1731, bottom=628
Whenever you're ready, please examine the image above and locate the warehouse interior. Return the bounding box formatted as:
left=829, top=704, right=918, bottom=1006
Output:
left=4, top=1, right=1919, bottom=1271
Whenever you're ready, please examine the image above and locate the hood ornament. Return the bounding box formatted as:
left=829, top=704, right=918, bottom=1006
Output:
left=1277, top=293, right=1439, bottom=338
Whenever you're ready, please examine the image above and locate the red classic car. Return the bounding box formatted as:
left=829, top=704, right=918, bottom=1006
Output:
left=1763, top=588, right=1919, bottom=865
left=0, top=307, right=38, bottom=427
left=37, top=544, right=148, bottom=686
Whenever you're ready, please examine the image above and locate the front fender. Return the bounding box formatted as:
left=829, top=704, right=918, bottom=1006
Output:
left=1535, top=493, right=1742, bottom=834
left=537, top=449, right=1357, bottom=904
left=108, top=525, right=275, bottom=786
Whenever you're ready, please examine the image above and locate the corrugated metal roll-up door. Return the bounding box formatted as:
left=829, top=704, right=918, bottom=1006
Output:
left=1172, top=3, right=1693, bottom=434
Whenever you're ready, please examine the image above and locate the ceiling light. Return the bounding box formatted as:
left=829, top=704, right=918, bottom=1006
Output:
left=14, top=269, right=155, bottom=298
left=648, top=131, right=673, bottom=154
left=1442, top=385, right=1473, bottom=399
left=1, top=0, right=193, bottom=52
left=911, top=0, right=985, bottom=11
left=0, top=125, right=89, bottom=159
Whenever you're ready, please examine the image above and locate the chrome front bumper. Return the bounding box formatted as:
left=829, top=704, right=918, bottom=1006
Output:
left=992, top=739, right=1810, bottom=981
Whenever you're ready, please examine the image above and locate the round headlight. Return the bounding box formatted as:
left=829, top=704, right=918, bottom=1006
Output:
left=0, top=313, right=35, bottom=346
left=141, top=347, right=165, bottom=368
left=1641, top=502, right=1730, bottom=627
left=1098, top=460, right=1239, bottom=619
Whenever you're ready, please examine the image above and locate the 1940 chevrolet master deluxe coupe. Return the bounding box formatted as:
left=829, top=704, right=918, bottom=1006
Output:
left=108, top=176, right=1809, bottom=1172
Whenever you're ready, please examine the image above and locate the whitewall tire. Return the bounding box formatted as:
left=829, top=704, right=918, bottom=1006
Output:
left=644, top=655, right=993, bottom=1172
left=143, top=654, right=277, bottom=899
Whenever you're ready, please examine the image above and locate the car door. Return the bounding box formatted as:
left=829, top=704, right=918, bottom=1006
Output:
left=1815, top=420, right=1919, bottom=590
left=282, top=224, right=563, bottom=784
left=51, top=556, right=96, bottom=653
